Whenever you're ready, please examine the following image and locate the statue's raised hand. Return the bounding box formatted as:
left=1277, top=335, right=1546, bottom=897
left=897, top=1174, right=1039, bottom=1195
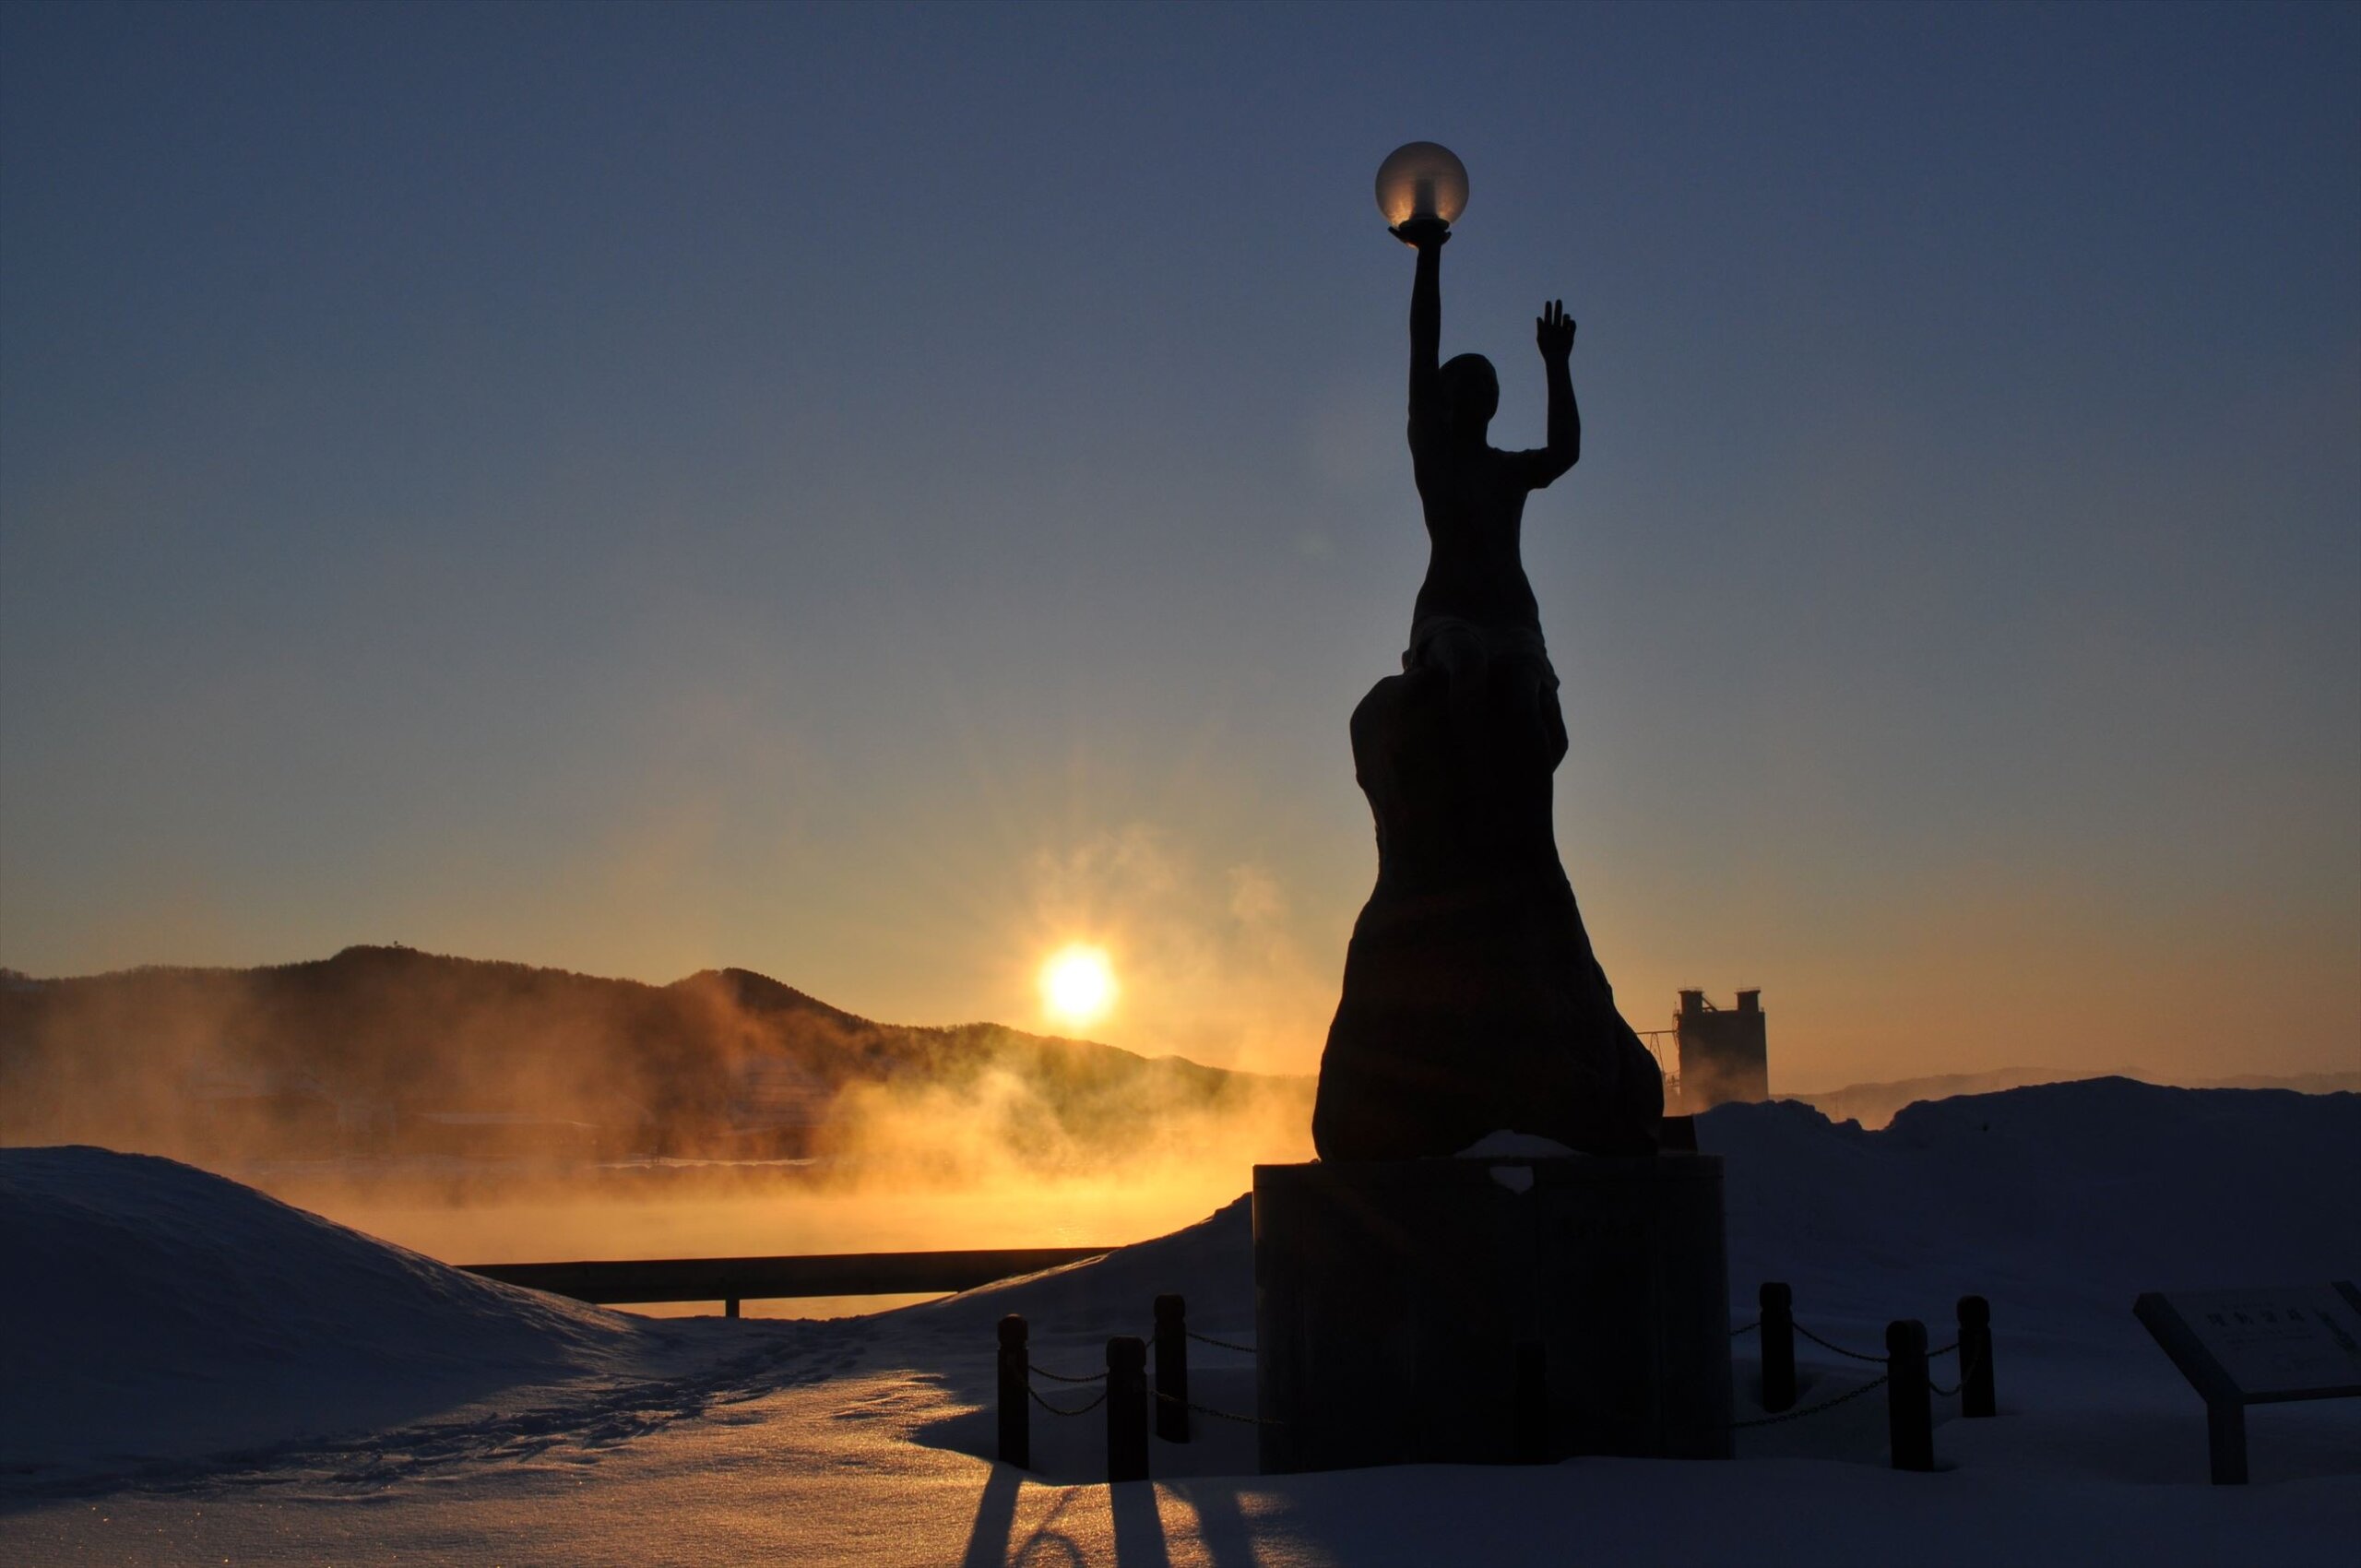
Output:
left=1391, top=216, right=1451, bottom=249
left=1536, top=299, right=1575, bottom=362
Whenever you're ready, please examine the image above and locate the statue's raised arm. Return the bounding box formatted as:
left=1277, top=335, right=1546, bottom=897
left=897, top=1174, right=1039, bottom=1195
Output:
left=1521, top=299, right=1580, bottom=489
left=1394, top=217, right=1448, bottom=429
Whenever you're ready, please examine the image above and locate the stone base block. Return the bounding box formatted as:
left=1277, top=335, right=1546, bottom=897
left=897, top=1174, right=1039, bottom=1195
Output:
left=1253, top=1154, right=1732, bottom=1472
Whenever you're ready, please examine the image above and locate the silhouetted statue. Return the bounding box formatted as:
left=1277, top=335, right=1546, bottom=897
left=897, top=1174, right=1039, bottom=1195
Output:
left=1311, top=216, right=1664, bottom=1160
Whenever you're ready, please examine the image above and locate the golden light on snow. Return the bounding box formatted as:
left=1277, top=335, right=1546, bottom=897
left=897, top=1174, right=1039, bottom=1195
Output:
left=1039, top=944, right=1118, bottom=1028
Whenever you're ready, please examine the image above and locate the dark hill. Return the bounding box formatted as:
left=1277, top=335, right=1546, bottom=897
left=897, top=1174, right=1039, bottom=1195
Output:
left=0, top=945, right=1301, bottom=1164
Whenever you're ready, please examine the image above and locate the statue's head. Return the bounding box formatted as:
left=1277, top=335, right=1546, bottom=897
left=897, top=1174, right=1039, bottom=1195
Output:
left=1439, top=353, right=1498, bottom=437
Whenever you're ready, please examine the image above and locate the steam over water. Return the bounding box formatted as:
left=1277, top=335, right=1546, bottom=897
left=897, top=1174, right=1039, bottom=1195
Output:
left=238, top=1152, right=1302, bottom=1319
left=0, top=945, right=1320, bottom=1316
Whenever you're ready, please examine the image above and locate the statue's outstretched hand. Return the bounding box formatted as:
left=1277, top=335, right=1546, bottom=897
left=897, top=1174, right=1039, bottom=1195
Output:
left=1536, top=299, right=1575, bottom=362
left=1391, top=217, right=1451, bottom=249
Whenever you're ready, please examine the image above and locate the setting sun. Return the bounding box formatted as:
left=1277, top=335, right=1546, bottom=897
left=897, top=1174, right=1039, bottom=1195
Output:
left=1039, top=944, right=1118, bottom=1028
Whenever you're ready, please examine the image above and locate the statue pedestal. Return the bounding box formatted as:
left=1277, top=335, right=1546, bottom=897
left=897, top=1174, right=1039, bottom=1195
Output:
left=1253, top=1154, right=1732, bottom=1472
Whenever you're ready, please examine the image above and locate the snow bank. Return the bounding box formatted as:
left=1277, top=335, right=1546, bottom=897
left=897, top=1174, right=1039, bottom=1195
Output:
left=901, top=1080, right=2361, bottom=1484
left=912, top=1194, right=1252, bottom=1339
left=0, top=1146, right=710, bottom=1488
left=9, top=1080, right=2356, bottom=1563
left=1708, top=1077, right=2361, bottom=1329
left=910, top=1078, right=2360, bottom=1357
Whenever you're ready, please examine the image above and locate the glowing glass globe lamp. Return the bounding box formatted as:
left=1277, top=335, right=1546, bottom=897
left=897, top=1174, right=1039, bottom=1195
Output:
left=1375, top=141, right=1469, bottom=229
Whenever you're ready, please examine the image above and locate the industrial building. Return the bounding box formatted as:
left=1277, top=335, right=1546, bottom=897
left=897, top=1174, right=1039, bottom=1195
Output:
left=1673, top=989, right=1769, bottom=1111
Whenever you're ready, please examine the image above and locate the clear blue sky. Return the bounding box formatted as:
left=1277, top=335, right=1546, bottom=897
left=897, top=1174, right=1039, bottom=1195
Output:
left=4, top=1, right=2355, bottom=1086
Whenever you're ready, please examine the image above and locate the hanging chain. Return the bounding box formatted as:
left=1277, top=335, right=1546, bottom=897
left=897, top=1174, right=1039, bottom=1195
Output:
left=1026, top=1384, right=1109, bottom=1418
left=1730, top=1372, right=1891, bottom=1430
left=1028, top=1362, right=1108, bottom=1384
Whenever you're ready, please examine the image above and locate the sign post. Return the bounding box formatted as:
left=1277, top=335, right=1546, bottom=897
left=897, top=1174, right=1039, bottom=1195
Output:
left=2132, top=1281, right=2361, bottom=1484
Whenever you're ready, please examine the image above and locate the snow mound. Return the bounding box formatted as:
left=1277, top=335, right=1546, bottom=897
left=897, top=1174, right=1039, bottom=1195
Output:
left=908, top=1194, right=1254, bottom=1342
left=896, top=1195, right=1262, bottom=1480
left=0, top=1146, right=660, bottom=1486
left=901, top=1080, right=2361, bottom=1484
left=1703, top=1078, right=2361, bottom=1323
left=895, top=1077, right=2361, bottom=1364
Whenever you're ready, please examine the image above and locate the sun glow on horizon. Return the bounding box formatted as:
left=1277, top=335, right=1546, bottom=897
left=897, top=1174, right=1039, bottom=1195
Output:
left=1039, top=944, right=1118, bottom=1030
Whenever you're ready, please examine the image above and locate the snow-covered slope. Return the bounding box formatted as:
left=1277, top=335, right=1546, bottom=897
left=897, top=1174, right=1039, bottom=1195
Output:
left=1714, top=1076, right=2361, bottom=1322
left=895, top=1080, right=2360, bottom=1484
left=4, top=1082, right=2355, bottom=1565
left=907, top=1076, right=2360, bottom=1360
left=0, top=1146, right=780, bottom=1489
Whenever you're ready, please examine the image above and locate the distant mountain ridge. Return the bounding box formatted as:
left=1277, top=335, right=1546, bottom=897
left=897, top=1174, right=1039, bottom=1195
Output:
left=0, top=945, right=1300, bottom=1163
left=1785, top=1064, right=2361, bottom=1131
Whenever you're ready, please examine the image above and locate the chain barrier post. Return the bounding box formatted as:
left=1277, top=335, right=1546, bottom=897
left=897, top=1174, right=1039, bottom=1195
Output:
left=1957, top=1295, right=1994, bottom=1418
left=1886, top=1319, right=1932, bottom=1471
left=1761, top=1281, right=1796, bottom=1413
left=998, top=1314, right=1030, bottom=1469
left=1107, top=1336, right=1149, bottom=1483
left=1513, top=1339, right=1549, bottom=1463
left=1154, top=1294, right=1191, bottom=1443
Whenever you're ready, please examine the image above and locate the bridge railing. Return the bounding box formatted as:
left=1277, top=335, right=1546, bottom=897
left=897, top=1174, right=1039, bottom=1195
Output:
left=462, top=1245, right=1112, bottom=1316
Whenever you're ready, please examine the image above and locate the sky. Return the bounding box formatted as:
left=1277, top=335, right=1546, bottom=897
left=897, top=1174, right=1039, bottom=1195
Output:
left=2, top=1, right=2355, bottom=1090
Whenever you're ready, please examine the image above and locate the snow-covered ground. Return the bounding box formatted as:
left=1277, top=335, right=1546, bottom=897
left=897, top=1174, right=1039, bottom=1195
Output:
left=4, top=1078, right=2355, bottom=1565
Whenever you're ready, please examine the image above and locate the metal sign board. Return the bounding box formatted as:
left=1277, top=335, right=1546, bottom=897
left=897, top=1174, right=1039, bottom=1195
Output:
left=2134, top=1280, right=2361, bottom=1484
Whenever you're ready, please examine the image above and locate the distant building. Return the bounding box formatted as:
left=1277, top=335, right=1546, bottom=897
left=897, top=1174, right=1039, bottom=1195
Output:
left=184, top=1063, right=343, bottom=1158
left=721, top=1056, right=837, bottom=1158
left=401, top=1110, right=608, bottom=1159
left=1674, top=989, right=1768, bottom=1111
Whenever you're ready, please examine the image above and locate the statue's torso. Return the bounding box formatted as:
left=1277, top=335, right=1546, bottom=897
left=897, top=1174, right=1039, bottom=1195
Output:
left=1409, top=434, right=1543, bottom=634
